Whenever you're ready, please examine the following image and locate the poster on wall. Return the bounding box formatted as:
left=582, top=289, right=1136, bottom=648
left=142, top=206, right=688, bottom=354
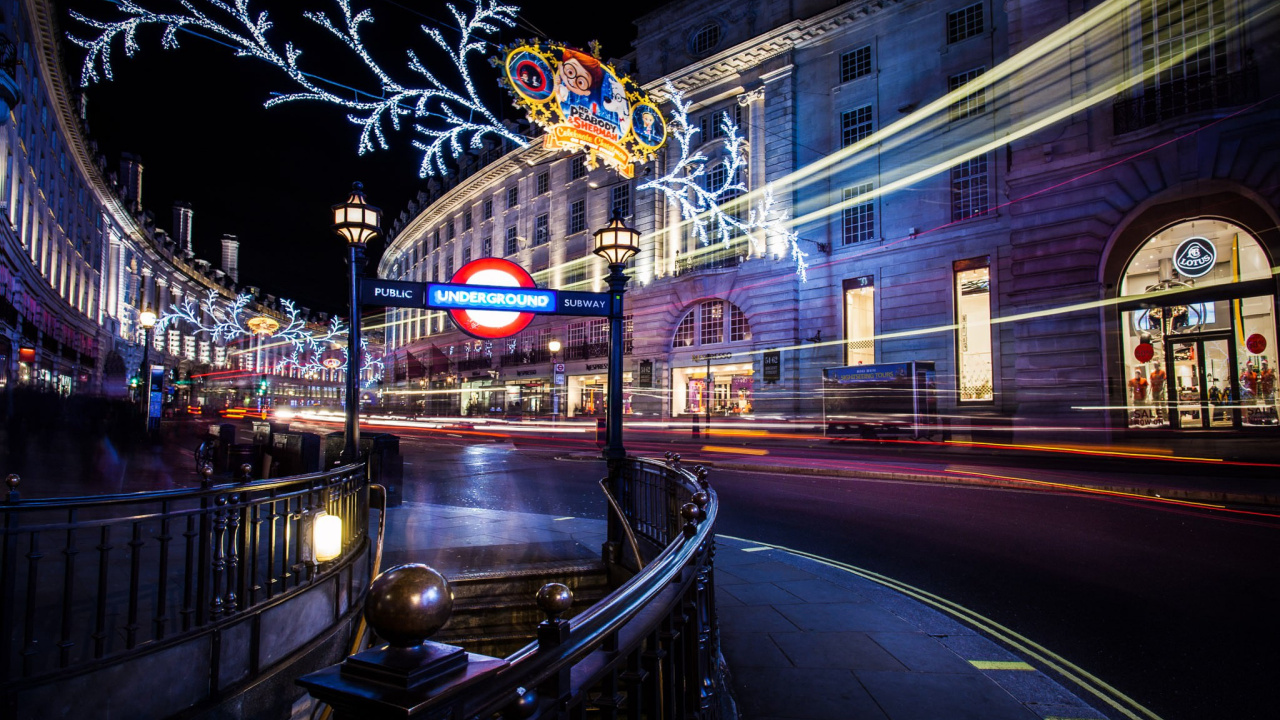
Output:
left=500, top=41, right=667, bottom=178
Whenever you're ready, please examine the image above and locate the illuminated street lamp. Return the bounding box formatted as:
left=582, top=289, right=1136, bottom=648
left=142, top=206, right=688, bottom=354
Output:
left=592, top=210, right=640, bottom=463
left=138, top=308, right=158, bottom=414
left=332, top=182, right=382, bottom=463
left=548, top=338, right=562, bottom=421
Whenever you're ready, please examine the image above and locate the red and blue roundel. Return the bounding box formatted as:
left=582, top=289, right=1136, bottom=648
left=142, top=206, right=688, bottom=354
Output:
left=448, top=258, right=538, bottom=339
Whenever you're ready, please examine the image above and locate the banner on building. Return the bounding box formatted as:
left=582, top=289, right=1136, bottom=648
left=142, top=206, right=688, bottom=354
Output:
left=500, top=41, right=667, bottom=178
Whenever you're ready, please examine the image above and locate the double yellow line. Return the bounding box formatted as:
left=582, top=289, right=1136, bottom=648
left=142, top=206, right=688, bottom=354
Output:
left=717, top=534, right=1163, bottom=720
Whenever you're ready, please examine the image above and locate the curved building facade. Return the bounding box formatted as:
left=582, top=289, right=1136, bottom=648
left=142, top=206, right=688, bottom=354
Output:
left=374, top=0, right=1278, bottom=440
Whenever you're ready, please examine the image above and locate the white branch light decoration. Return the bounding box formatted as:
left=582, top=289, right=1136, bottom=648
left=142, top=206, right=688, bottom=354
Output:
left=69, top=0, right=528, bottom=178
left=638, top=84, right=807, bottom=280
left=159, top=292, right=383, bottom=382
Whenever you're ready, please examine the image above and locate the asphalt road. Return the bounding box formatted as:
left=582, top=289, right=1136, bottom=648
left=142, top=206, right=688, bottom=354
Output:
left=387, top=431, right=1276, bottom=720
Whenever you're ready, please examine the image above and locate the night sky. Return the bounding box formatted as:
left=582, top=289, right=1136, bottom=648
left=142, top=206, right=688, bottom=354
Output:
left=55, top=0, right=668, bottom=313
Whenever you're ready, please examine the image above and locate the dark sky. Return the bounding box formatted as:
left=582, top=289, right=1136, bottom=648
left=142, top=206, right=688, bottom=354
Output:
left=56, top=0, right=668, bottom=312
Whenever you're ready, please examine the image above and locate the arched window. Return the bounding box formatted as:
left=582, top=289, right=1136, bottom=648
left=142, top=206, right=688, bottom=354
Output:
left=671, top=300, right=752, bottom=350
left=1118, top=219, right=1276, bottom=430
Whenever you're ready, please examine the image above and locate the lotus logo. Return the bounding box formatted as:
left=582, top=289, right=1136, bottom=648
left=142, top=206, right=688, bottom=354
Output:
left=1173, top=237, right=1216, bottom=278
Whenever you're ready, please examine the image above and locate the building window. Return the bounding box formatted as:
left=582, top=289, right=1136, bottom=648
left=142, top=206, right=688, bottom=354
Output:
left=537, top=171, right=550, bottom=195
left=568, top=199, right=586, bottom=234
left=507, top=186, right=519, bottom=208
left=462, top=246, right=472, bottom=265
left=841, top=105, right=873, bottom=148
left=674, top=313, right=696, bottom=348
left=840, top=45, right=872, bottom=83
left=432, top=262, right=439, bottom=282
left=611, top=184, right=631, bottom=218
left=432, top=229, right=440, bottom=250
left=505, top=226, right=519, bottom=255
left=534, top=214, right=549, bottom=246
left=844, top=277, right=875, bottom=365
left=948, top=67, right=987, bottom=120
left=956, top=262, right=993, bottom=402
left=690, top=22, right=720, bottom=56
left=730, top=305, right=751, bottom=342
left=481, top=235, right=492, bottom=257
left=950, top=155, right=989, bottom=221
left=564, top=257, right=587, bottom=286
left=445, top=255, right=454, bottom=279
left=947, top=2, right=984, bottom=44
left=571, top=156, right=587, bottom=180
left=483, top=198, right=493, bottom=220
left=447, top=219, right=456, bottom=240
left=463, top=210, right=473, bottom=231
left=841, top=184, right=875, bottom=245
left=700, top=301, right=724, bottom=345
left=707, top=106, right=741, bottom=139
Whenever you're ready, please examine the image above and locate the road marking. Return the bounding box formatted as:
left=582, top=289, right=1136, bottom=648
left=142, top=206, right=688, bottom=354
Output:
left=553, top=517, right=575, bottom=521
left=717, top=534, right=1163, bottom=720
left=700, top=445, right=769, bottom=456
left=971, top=660, right=1036, bottom=670
left=741, top=546, right=771, bottom=552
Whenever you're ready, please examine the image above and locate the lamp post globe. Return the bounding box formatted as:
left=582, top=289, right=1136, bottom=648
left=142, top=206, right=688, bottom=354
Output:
left=592, top=210, right=641, bottom=465
left=333, top=182, right=382, bottom=464
left=548, top=339, right=561, bottom=355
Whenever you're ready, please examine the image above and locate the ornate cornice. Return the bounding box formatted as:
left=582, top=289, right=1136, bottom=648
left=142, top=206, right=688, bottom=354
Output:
left=645, top=0, right=900, bottom=99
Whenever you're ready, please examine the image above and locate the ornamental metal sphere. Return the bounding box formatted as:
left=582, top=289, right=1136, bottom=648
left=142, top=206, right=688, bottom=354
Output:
left=365, top=564, right=454, bottom=647
left=691, top=490, right=710, bottom=509
left=536, top=582, right=573, bottom=621
left=681, top=502, right=701, bottom=522
left=4, top=474, right=19, bottom=491
left=239, top=463, right=253, bottom=480
left=502, top=688, right=538, bottom=719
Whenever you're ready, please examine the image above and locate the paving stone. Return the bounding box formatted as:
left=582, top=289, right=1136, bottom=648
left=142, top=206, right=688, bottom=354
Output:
left=723, top=561, right=823, bottom=584
left=773, top=578, right=871, bottom=604
left=769, top=631, right=906, bottom=671
left=715, top=586, right=745, bottom=606
left=773, top=602, right=918, bottom=633
left=719, top=632, right=793, bottom=668
left=720, top=582, right=805, bottom=606
left=857, top=670, right=1041, bottom=720
left=866, top=632, right=978, bottom=674
left=714, top=567, right=750, bottom=586
left=1027, top=703, right=1108, bottom=719
left=984, top=667, right=1090, bottom=707
left=718, top=605, right=802, bottom=633
left=939, top=634, right=1026, bottom=663
left=732, top=667, right=888, bottom=720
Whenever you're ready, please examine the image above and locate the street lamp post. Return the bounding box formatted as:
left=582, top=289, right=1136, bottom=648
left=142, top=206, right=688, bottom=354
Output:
left=592, top=210, right=640, bottom=464
left=332, top=182, right=382, bottom=464
left=548, top=338, right=562, bottom=421
left=138, top=308, right=158, bottom=429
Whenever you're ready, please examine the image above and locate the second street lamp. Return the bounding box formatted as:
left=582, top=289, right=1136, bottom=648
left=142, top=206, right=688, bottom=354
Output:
left=332, top=182, right=382, bottom=464
left=592, top=210, right=641, bottom=464
left=138, top=308, right=158, bottom=427
left=548, top=338, right=562, bottom=421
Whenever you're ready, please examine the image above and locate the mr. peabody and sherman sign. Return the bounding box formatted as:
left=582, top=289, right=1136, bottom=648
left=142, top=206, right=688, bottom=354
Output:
left=500, top=41, right=667, bottom=178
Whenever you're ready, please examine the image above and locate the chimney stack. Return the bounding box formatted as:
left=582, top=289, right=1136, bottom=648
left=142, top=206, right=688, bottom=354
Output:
left=119, top=153, right=143, bottom=213
left=221, top=234, right=240, bottom=283
left=173, top=201, right=194, bottom=254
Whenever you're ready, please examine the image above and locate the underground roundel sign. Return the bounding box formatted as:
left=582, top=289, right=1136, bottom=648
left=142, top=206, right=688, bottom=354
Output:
left=448, top=258, right=539, bottom=339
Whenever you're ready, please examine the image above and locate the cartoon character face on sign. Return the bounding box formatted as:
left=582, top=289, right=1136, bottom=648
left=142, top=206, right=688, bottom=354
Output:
left=602, top=73, right=630, bottom=135
left=555, top=49, right=604, bottom=112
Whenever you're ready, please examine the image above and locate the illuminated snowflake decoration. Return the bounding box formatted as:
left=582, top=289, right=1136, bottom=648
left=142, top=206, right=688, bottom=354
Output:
left=638, top=84, right=807, bottom=280
left=68, top=0, right=528, bottom=177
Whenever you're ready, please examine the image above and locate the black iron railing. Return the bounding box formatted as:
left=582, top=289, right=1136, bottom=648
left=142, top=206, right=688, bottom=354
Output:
left=301, top=453, right=721, bottom=719
left=0, top=463, right=369, bottom=689
left=1113, top=65, right=1259, bottom=135
left=564, top=341, right=610, bottom=361
left=455, top=356, right=493, bottom=372
left=675, top=246, right=744, bottom=276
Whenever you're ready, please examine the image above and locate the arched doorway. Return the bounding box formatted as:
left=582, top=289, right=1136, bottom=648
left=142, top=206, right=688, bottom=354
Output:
left=1116, top=219, right=1276, bottom=429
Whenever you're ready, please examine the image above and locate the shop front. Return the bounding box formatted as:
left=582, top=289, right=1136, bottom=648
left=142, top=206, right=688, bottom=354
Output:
left=461, top=377, right=505, bottom=417
left=1116, top=218, right=1277, bottom=430
left=671, top=361, right=755, bottom=417
left=565, top=368, right=634, bottom=418
left=505, top=371, right=549, bottom=415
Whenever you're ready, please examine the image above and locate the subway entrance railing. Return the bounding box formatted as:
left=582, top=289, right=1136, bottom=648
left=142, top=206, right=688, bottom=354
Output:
left=0, top=462, right=374, bottom=720
left=300, top=452, right=722, bottom=719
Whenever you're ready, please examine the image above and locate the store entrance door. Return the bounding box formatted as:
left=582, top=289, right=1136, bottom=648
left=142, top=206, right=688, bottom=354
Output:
left=1165, top=333, right=1237, bottom=429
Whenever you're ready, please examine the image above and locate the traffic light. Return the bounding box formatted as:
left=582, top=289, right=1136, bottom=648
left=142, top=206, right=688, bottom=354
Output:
left=256, top=377, right=269, bottom=396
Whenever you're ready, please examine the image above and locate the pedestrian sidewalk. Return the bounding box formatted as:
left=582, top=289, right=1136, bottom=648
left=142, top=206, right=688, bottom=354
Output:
left=383, top=502, right=1111, bottom=720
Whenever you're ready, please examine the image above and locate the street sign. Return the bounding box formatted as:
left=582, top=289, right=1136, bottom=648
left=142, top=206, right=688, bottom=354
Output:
left=693, top=352, right=733, bottom=362
left=763, top=351, right=780, bottom=382
left=556, top=290, right=612, bottom=316
left=360, top=278, right=426, bottom=308
left=638, top=359, right=653, bottom=387
left=554, top=363, right=565, bottom=373
left=427, top=283, right=556, bottom=312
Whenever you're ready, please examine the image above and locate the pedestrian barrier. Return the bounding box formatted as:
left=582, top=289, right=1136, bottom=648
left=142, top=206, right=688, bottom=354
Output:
left=299, top=452, right=721, bottom=719
left=0, top=462, right=374, bottom=720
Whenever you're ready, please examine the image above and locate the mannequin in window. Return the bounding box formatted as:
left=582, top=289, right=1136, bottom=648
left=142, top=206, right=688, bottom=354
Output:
left=1259, top=361, right=1275, bottom=401
left=1241, top=362, right=1258, bottom=400
left=1128, top=369, right=1148, bottom=403
left=1149, top=366, right=1167, bottom=423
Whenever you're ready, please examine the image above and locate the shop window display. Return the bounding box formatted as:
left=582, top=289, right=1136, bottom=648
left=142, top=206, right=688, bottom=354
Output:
left=1119, top=220, right=1276, bottom=429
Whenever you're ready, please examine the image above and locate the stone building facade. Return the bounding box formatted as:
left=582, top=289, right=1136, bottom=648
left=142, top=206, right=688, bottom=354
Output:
left=378, top=0, right=1278, bottom=438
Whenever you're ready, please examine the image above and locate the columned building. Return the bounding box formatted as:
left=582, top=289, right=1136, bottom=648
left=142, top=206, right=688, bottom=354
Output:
left=1, top=1, right=349, bottom=411
left=375, top=0, right=1277, bottom=440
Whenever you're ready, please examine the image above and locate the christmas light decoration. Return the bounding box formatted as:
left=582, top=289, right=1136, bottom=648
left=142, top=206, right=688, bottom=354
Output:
left=68, top=0, right=528, bottom=177
left=638, top=84, right=808, bottom=280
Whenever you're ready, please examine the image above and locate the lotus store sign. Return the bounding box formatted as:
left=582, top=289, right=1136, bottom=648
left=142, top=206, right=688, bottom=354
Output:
left=1173, top=236, right=1216, bottom=278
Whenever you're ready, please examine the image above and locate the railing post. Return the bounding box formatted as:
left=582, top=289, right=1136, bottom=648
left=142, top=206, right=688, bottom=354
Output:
left=1, top=474, right=21, bottom=684
left=536, top=582, right=573, bottom=706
